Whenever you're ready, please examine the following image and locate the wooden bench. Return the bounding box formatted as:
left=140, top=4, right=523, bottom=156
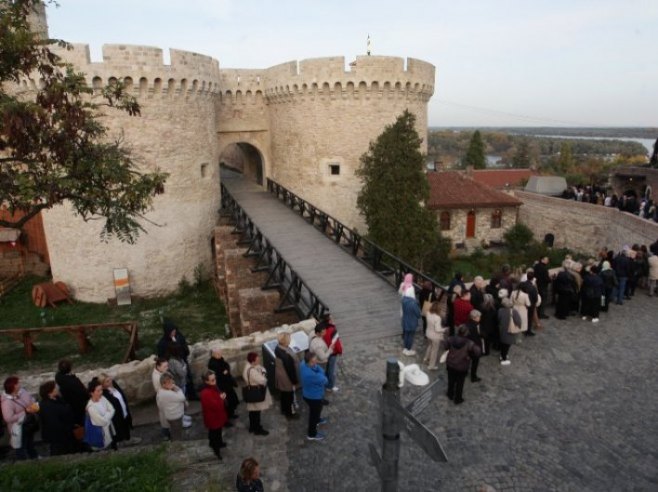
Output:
left=32, top=281, right=73, bottom=308
left=0, top=322, right=139, bottom=362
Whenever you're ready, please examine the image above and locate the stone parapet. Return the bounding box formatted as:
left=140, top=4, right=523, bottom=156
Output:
left=516, top=191, right=658, bottom=253
left=16, top=319, right=316, bottom=407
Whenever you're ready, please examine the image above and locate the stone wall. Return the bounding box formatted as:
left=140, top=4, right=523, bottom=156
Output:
left=37, top=44, right=222, bottom=302
left=17, top=319, right=316, bottom=406
left=437, top=206, right=518, bottom=246
left=516, top=191, right=658, bottom=252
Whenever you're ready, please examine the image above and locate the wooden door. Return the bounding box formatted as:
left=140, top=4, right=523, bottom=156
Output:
left=466, top=210, right=476, bottom=238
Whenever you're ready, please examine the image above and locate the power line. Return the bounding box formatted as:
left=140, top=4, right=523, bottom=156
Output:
left=435, top=99, right=599, bottom=127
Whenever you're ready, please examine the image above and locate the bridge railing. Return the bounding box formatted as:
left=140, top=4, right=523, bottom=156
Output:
left=221, top=183, right=329, bottom=321
left=266, top=178, right=448, bottom=299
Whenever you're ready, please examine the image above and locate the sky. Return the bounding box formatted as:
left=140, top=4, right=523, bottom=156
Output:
left=45, top=0, right=658, bottom=128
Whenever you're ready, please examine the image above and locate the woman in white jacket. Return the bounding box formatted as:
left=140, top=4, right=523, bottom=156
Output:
left=511, top=283, right=531, bottom=333
left=423, top=302, right=446, bottom=369
left=85, top=380, right=115, bottom=450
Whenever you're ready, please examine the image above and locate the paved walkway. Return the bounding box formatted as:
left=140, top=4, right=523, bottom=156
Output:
left=222, top=173, right=402, bottom=344
left=90, top=293, right=656, bottom=491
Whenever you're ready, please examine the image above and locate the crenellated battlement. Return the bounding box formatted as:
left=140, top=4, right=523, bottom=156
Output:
left=218, top=55, right=435, bottom=105
left=23, top=43, right=223, bottom=98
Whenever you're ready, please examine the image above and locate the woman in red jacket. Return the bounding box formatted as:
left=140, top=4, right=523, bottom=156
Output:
left=200, top=370, right=228, bottom=460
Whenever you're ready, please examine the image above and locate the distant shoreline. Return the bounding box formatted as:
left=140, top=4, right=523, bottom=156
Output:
left=429, top=127, right=657, bottom=139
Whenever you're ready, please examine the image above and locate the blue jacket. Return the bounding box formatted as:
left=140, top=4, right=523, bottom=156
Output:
left=401, top=296, right=421, bottom=332
left=300, top=361, right=328, bottom=400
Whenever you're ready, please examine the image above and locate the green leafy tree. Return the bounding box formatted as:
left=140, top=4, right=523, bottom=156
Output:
left=503, top=223, right=534, bottom=255
left=0, top=0, right=168, bottom=243
left=511, top=138, right=532, bottom=168
left=462, top=130, right=486, bottom=169
left=356, top=110, right=438, bottom=265
left=557, top=142, right=574, bottom=174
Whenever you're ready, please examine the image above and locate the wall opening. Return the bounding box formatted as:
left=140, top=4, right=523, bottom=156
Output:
left=219, top=142, right=264, bottom=185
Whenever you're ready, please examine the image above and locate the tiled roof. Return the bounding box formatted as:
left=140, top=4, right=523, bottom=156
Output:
left=426, top=171, right=522, bottom=209
left=471, top=169, right=537, bottom=189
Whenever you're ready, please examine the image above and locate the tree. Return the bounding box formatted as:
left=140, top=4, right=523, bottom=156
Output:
left=510, top=138, right=538, bottom=169
left=356, top=110, right=438, bottom=265
left=557, top=142, right=574, bottom=174
left=462, top=130, right=486, bottom=169
left=0, top=0, right=167, bottom=243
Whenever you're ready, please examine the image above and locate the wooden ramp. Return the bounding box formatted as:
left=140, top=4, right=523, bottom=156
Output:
left=223, top=174, right=402, bottom=344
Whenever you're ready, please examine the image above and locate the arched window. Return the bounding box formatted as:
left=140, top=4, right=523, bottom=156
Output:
left=440, top=211, right=451, bottom=231
left=491, top=209, right=502, bottom=228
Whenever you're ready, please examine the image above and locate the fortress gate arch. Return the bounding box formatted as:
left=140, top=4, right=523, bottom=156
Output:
left=218, top=141, right=267, bottom=186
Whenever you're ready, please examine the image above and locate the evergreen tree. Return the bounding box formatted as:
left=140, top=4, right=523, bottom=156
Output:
left=511, top=138, right=531, bottom=168
left=356, top=110, right=438, bottom=265
left=557, top=142, right=574, bottom=175
left=462, top=130, right=486, bottom=169
left=0, top=0, right=167, bottom=243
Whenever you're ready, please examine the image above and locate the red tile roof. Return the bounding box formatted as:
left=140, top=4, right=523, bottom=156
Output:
left=426, top=171, right=522, bottom=209
left=471, top=169, right=537, bottom=189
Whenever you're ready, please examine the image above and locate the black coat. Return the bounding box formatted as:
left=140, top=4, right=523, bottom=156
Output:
left=40, top=396, right=76, bottom=452
left=521, top=280, right=539, bottom=306
left=103, top=381, right=132, bottom=443
left=208, top=357, right=239, bottom=414
left=469, top=286, right=484, bottom=311
left=581, top=272, right=604, bottom=299
left=55, top=372, right=88, bottom=426
left=157, top=318, right=190, bottom=359
left=533, top=261, right=551, bottom=289
left=465, top=320, right=483, bottom=353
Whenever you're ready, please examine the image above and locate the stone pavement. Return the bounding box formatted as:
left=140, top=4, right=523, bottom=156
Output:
left=3, top=295, right=657, bottom=491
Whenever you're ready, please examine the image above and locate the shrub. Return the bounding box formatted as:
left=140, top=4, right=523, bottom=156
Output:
left=503, top=223, right=534, bottom=255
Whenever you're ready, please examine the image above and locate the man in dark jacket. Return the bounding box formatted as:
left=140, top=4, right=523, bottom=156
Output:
left=54, top=359, right=88, bottom=426
left=521, top=270, right=539, bottom=336
left=465, top=310, right=484, bottom=383
left=613, top=250, right=631, bottom=304
left=533, top=256, right=551, bottom=318
left=39, top=380, right=77, bottom=456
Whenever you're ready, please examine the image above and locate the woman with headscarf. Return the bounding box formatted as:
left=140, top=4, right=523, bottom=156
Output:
left=398, top=273, right=415, bottom=298
left=599, top=261, right=617, bottom=312
left=208, top=348, right=240, bottom=420
left=498, top=297, right=521, bottom=365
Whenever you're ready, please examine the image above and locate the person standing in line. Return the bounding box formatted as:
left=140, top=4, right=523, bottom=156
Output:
left=465, top=310, right=484, bottom=383
left=199, top=370, right=228, bottom=460
left=308, top=323, right=336, bottom=372
left=440, top=325, right=481, bottom=405
left=300, top=352, right=328, bottom=441
left=423, top=301, right=445, bottom=370
left=581, top=266, right=604, bottom=323
left=242, top=353, right=272, bottom=436
left=533, top=256, right=551, bottom=319
left=599, top=261, right=618, bottom=312
left=398, top=272, right=415, bottom=297
left=85, top=379, right=116, bottom=451
left=39, top=380, right=77, bottom=456
left=98, top=373, right=140, bottom=447
left=648, top=252, right=658, bottom=297
left=498, top=297, right=521, bottom=365
left=401, top=292, right=421, bottom=356
left=55, top=359, right=88, bottom=427
left=320, top=313, right=342, bottom=392
left=208, top=348, right=240, bottom=420
left=613, top=249, right=631, bottom=304
left=469, top=276, right=486, bottom=311
left=521, top=270, right=540, bottom=335
left=479, top=293, right=498, bottom=355
left=452, top=290, right=474, bottom=331
left=236, top=457, right=265, bottom=492
left=274, top=332, right=300, bottom=420
left=419, top=281, right=436, bottom=336
left=554, top=261, right=577, bottom=319
left=1, top=376, right=40, bottom=460
left=156, top=373, right=187, bottom=441
left=511, top=282, right=531, bottom=334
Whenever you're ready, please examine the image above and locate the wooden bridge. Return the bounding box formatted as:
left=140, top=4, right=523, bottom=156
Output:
left=222, top=171, right=442, bottom=342
left=222, top=172, right=443, bottom=344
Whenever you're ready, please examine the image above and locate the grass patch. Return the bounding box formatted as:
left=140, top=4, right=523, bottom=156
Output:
left=0, top=447, right=171, bottom=492
left=0, top=276, right=228, bottom=374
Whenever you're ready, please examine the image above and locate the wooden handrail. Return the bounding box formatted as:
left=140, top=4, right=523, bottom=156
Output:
left=0, top=321, right=139, bottom=362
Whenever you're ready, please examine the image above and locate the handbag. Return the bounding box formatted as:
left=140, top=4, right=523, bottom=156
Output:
left=73, top=425, right=85, bottom=441
left=242, top=367, right=266, bottom=403
left=439, top=350, right=449, bottom=364
left=508, top=310, right=522, bottom=334
left=22, top=413, right=40, bottom=434
left=83, top=413, right=105, bottom=449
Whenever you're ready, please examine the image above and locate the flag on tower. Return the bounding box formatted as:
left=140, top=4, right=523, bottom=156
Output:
left=367, top=34, right=371, bottom=56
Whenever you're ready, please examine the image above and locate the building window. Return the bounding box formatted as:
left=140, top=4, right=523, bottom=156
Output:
left=491, top=209, right=502, bottom=228
left=329, top=163, right=340, bottom=176
left=440, top=211, right=451, bottom=231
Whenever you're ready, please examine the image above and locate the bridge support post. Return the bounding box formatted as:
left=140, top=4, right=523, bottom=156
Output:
left=381, top=358, right=401, bottom=492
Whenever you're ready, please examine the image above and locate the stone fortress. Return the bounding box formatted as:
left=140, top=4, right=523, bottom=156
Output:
left=25, top=7, right=435, bottom=302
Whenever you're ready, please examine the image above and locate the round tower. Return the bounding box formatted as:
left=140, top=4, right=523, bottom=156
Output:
left=39, top=44, right=221, bottom=302
left=263, top=55, right=435, bottom=228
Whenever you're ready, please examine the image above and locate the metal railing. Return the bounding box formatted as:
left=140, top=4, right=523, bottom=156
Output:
left=221, top=183, right=329, bottom=320
left=266, top=178, right=448, bottom=298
